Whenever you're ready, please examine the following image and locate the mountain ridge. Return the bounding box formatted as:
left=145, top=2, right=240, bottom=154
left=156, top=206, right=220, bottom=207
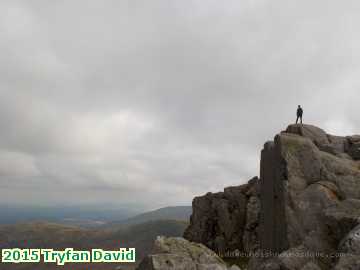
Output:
left=106, top=206, right=192, bottom=228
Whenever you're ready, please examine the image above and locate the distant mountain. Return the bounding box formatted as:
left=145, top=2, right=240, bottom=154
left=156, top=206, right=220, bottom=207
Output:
left=106, top=206, right=192, bottom=228
left=0, top=205, right=137, bottom=225
left=0, top=219, right=188, bottom=270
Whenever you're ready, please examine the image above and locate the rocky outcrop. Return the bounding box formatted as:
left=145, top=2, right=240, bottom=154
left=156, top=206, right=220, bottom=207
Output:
left=285, top=124, right=360, bottom=161
left=139, top=124, right=360, bottom=269
left=256, top=124, right=360, bottom=269
left=136, top=236, right=228, bottom=270
left=183, top=177, right=260, bottom=254
left=184, top=124, right=360, bottom=270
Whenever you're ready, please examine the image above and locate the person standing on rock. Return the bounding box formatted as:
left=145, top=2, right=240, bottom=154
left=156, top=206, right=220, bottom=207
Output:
left=296, top=105, right=303, bottom=124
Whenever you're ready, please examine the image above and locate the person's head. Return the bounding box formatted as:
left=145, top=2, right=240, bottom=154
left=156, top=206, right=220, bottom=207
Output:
left=298, top=105, right=301, bottom=108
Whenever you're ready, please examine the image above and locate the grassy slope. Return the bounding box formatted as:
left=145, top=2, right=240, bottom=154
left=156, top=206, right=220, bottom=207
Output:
left=0, top=219, right=189, bottom=270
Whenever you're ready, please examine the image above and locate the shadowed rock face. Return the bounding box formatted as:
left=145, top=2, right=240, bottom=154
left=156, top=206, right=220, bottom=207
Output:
left=259, top=139, right=288, bottom=253
left=183, top=177, right=260, bottom=253
left=141, top=124, right=360, bottom=270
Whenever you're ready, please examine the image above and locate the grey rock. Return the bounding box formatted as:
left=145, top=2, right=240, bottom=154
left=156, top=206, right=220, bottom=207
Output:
left=301, top=262, right=322, bottom=270
left=296, top=182, right=339, bottom=233
left=327, top=135, right=348, bottom=154
left=137, top=254, right=197, bottom=270
left=334, top=254, right=360, bottom=270
left=325, top=199, right=360, bottom=242
left=243, top=195, right=260, bottom=252
left=257, top=259, right=281, bottom=270
left=339, top=224, right=360, bottom=255
left=285, top=124, right=330, bottom=147
left=136, top=237, right=227, bottom=270
left=257, top=124, right=360, bottom=269
left=184, top=177, right=260, bottom=253
left=285, top=124, right=360, bottom=161
left=319, top=152, right=360, bottom=199
left=228, top=265, right=241, bottom=270
left=278, top=245, right=311, bottom=269
left=259, top=137, right=289, bottom=252
left=345, top=135, right=360, bottom=160
left=347, top=135, right=360, bottom=143
left=348, top=142, right=360, bottom=160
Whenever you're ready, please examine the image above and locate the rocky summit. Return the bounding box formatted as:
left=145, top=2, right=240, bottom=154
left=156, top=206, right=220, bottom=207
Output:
left=138, top=124, right=360, bottom=270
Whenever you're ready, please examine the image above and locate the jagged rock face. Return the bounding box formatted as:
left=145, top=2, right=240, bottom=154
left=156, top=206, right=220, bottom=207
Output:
left=136, top=236, right=228, bottom=270
left=183, top=177, right=260, bottom=253
left=258, top=124, right=360, bottom=269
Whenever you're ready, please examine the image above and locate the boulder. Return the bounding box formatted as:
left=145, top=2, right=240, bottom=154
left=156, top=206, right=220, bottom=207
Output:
left=339, top=224, right=360, bottom=255
left=136, top=236, right=227, bottom=270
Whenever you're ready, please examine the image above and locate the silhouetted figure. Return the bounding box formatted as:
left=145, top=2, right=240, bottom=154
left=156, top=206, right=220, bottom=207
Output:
left=296, top=105, right=303, bottom=124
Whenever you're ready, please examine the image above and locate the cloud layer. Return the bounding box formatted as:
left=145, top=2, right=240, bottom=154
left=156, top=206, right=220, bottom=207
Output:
left=1, top=0, right=360, bottom=210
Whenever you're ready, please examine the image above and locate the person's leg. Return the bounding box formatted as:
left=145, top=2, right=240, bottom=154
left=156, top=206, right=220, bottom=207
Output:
left=296, top=116, right=299, bottom=124
left=300, top=116, right=303, bottom=124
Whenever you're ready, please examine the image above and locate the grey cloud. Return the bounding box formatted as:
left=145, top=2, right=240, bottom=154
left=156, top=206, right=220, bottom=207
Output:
left=0, top=0, right=359, bottom=210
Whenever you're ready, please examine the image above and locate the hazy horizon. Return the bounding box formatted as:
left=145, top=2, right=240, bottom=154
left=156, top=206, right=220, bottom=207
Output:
left=1, top=0, right=360, bottom=210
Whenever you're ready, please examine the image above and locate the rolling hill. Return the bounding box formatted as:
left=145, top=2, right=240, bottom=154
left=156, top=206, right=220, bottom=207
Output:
left=0, top=219, right=188, bottom=270
left=106, top=206, right=192, bottom=228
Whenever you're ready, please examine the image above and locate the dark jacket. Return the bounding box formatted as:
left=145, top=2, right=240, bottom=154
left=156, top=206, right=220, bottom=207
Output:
left=297, top=107, right=303, bottom=116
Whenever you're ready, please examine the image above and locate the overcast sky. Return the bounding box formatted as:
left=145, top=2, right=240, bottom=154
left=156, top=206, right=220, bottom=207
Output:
left=1, top=0, right=360, bottom=210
